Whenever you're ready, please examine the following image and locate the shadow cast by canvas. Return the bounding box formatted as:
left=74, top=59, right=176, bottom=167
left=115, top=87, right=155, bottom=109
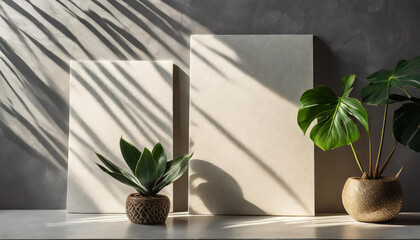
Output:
left=190, top=159, right=266, bottom=215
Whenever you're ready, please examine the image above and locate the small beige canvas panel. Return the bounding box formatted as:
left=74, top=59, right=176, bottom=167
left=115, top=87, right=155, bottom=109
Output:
left=67, top=61, right=173, bottom=213
left=189, top=35, right=314, bottom=215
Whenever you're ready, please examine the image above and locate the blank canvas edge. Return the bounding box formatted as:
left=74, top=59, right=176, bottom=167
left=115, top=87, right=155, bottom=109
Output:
left=66, top=60, right=174, bottom=213
left=188, top=35, right=315, bottom=216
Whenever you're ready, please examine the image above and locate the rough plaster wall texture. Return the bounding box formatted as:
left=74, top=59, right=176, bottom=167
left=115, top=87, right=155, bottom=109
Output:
left=189, top=35, right=314, bottom=215
left=67, top=61, right=173, bottom=213
left=0, top=0, right=420, bottom=212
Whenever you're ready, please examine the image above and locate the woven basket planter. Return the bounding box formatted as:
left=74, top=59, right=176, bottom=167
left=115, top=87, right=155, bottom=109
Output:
left=126, top=193, right=170, bottom=225
left=342, top=177, right=403, bottom=223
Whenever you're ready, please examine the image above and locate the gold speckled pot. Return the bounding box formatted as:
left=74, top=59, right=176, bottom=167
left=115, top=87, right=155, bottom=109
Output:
left=342, top=177, right=403, bottom=223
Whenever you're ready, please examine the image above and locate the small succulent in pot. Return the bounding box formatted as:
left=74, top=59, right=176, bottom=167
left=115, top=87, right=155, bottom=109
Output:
left=297, top=56, right=420, bottom=222
left=95, top=137, right=193, bottom=224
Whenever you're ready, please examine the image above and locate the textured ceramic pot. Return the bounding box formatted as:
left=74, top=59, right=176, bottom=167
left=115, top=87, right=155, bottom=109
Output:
left=126, top=193, right=170, bottom=225
left=342, top=177, right=403, bottom=223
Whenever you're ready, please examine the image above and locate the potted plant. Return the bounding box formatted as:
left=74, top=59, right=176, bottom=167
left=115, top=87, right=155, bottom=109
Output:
left=297, top=56, right=420, bottom=222
left=95, top=137, right=193, bottom=225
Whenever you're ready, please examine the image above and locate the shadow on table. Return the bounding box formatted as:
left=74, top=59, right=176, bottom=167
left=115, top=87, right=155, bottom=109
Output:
left=316, top=212, right=420, bottom=226
left=386, top=213, right=420, bottom=226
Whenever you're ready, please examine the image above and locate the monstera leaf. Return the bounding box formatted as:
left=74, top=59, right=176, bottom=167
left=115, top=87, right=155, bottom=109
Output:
left=361, top=56, right=420, bottom=105
left=298, top=74, right=370, bottom=151
left=390, top=94, right=420, bottom=152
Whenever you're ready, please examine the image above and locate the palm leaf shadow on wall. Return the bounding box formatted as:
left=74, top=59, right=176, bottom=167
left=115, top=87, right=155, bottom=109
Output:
left=0, top=0, right=420, bottom=212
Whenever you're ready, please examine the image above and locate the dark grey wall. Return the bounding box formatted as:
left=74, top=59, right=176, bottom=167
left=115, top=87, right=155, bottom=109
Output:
left=1, top=0, right=419, bottom=212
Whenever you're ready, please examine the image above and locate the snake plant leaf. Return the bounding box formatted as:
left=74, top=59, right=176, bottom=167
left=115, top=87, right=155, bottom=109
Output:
left=392, top=97, right=420, bottom=152
left=298, top=74, right=369, bottom=151
left=164, top=153, right=193, bottom=175
left=95, top=152, right=121, bottom=172
left=95, top=139, right=193, bottom=196
left=95, top=152, right=140, bottom=185
left=135, top=147, right=157, bottom=190
left=152, top=142, right=167, bottom=179
left=152, top=153, right=193, bottom=194
left=153, top=161, right=188, bottom=194
left=361, top=56, right=420, bottom=105
left=119, top=137, right=141, bottom=174
left=96, top=163, right=146, bottom=194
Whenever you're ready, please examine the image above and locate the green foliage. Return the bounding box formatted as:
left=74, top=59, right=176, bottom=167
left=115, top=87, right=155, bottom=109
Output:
left=96, top=137, right=193, bottom=196
left=361, top=56, right=420, bottom=152
left=390, top=95, right=420, bottom=152
left=120, top=137, right=141, bottom=174
left=297, top=56, right=420, bottom=179
left=297, top=74, right=369, bottom=151
left=361, top=56, right=420, bottom=105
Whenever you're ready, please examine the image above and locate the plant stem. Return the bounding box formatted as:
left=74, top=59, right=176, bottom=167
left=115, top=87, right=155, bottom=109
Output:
left=369, top=134, right=372, bottom=178
left=378, top=141, right=398, bottom=178
left=395, top=166, right=404, bottom=179
left=373, top=103, right=389, bottom=178
left=350, top=142, right=364, bottom=174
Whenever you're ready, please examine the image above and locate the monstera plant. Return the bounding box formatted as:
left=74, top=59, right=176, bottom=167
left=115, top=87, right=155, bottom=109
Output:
left=297, top=56, right=420, bottom=222
left=298, top=74, right=369, bottom=173
left=95, top=137, right=193, bottom=225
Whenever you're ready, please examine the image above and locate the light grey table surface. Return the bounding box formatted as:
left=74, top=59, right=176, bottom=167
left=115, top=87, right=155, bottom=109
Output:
left=1, top=210, right=420, bottom=239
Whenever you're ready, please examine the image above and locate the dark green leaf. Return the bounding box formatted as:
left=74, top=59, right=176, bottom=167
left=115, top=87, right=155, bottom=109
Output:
left=153, top=153, right=193, bottom=194
left=341, top=97, right=370, bottom=133
left=95, top=152, right=142, bottom=188
left=298, top=75, right=369, bottom=151
left=361, top=56, right=420, bottom=105
left=96, top=163, right=145, bottom=194
left=135, top=148, right=157, bottom=190
left=360, top=81, right=390, bottom=105
left=389, top=94, right=420, bottom=104
left=393, top=102, right=420, bottom=152
left=96, top=163, right=110, bottom=173
left=389, top=94, right=411, bottom=103
left=119, top=137, right=141, bottom=174
left=164, top=153, right=193, bottom=174
left=152, top=142, right=167, bottom=179
left=95, top=152, right=121, bottom=173
left=341, top=74, right=355, bottom=96
left=297, top=86, right=338, bottom=134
